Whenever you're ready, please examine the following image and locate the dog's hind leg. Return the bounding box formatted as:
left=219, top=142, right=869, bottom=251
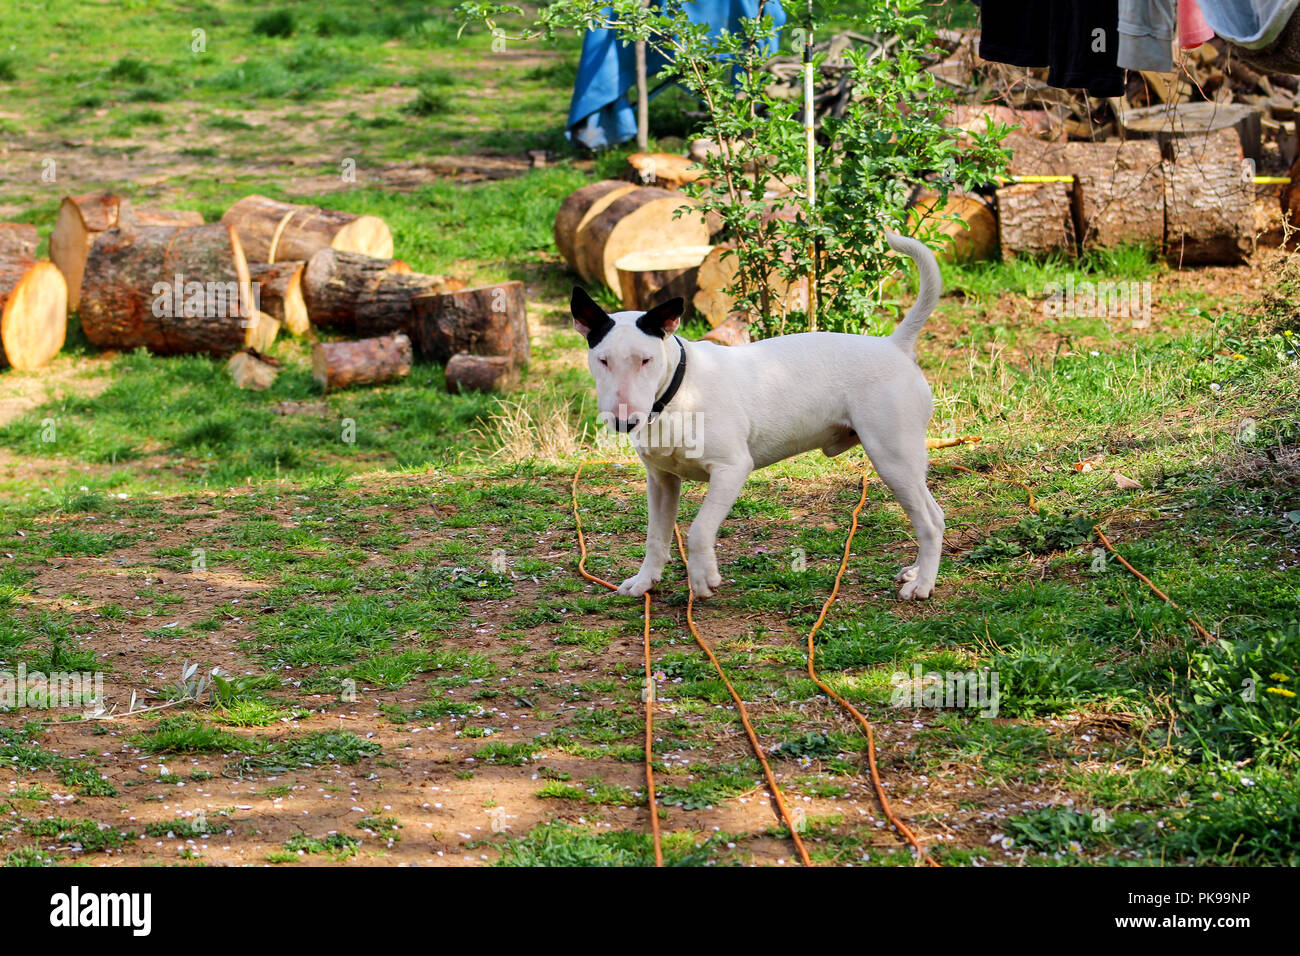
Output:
left=619, top=466, right=682, bottom=597
left=856, top=428, right=944, bottom=601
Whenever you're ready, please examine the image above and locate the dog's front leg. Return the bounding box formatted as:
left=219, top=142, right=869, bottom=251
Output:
left=685, top=462, right=750, bottom=598
left=618, top=466, right=681, bottom=597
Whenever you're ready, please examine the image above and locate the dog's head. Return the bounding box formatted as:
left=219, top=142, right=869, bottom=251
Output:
left=571, top=287, right=683, bottom=433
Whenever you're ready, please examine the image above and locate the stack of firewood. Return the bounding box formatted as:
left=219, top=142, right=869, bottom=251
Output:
left=13, top=192, right=529, bottom=393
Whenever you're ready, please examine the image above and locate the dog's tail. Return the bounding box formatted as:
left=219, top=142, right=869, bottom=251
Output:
left=885, top=231, right=942, bottom=352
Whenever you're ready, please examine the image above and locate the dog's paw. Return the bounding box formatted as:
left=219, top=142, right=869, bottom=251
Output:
left=617, top=573, right=659, bottom=597
left=897, top=576, right=935, bottom=601
left=894, top=565, right=919, bottom=585
left=688, top=568, right=722, bottom=599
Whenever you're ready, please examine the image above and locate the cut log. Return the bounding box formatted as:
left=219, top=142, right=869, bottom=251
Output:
left=907, top=192, right=998, bottom=262
left=1120, top=102, right=1263, bottom=164
left=691, top=243, right=809, bottom=327
left=553, top=180, right=639, bottom=274
left=574, top=187, right=710, bottom=291
left=615, top=245, right=713, bottom=314
left=221, top=195, right=393, bottom=264
left=245, top=311, right=280, bottom=353
left=996, top=181, right=1077, bottom=259
left=301, top=249, right=464, bottom=336
left=1163, top=128, right=1254, bottom=266
left=0, top=257, right=67, bottom=370
left=625, top=152, right=705, bottom=189
left=409, top=281, right=529, bottom=365
left=0, top=224, right=39, bottom=260
left=249, top=261, right=309, bottom=336
left=702, top=312, right=751, bottom=347
left=79, top=223, right=258, bottom=356
left=312, top=332, right=413, bottom=391
left=445, top=353, right=518, bottom=393
left=227, top=348, right=279, bottom=390
left=50, top=193, right=203, bottom=312
left=1064, top=140, right=1164, bottom=249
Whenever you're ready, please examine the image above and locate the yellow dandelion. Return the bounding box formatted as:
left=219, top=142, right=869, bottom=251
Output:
left=1268, top=672, right=1290, bottom=682
left=1265, top=687, right=1296, bottom=698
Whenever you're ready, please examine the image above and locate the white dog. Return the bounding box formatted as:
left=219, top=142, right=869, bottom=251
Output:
left=572, top=232, right=944, bottom=601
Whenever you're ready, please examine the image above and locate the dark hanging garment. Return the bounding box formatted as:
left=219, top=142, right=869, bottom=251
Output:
left=977, top=1, right=1127, bottom=98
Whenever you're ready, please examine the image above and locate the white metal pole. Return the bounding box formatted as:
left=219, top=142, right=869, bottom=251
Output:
left=803, top=6, right=816, bottom=332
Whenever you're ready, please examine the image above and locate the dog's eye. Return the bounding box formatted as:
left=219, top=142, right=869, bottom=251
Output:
left=598, top=358, right=608, bottom=367
left=641, top=358, right=651, bottom=366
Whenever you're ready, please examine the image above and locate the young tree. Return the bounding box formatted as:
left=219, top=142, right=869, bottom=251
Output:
left=462, top=0, right=1009, bottom=337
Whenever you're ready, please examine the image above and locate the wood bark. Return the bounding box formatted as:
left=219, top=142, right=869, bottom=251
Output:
left=409, top=281, right=529, bottom=365
left=0, top=257, right=67, bottom=370
left=1065, top=140, right=1164, bottom=249
left=249, top=261, right=309, bottom=336
left=1163, top=128, right=1254, bottom=265
left=221, top=195, right=393, bottom=263
left=301, top=249, right=463, bottom=336
left=996, top=181, right=1078, bottom=259
left=574, top=187, right=710, bottom=291
left=0, top=224, right=39, bottom=260
left=50, top=193, right=202, bottom=311
left=553, top=180, right=639, bottom=273
left=615, top=245, right=712, bottom=314
left=79, top=223, right=259, bottom=355
left=312, top=332, right=413, bottom=391
left=445, top=353, right=518, bottom=393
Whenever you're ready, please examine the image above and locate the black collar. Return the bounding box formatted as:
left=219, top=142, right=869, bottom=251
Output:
left=648, top=336, right=686, bottom=423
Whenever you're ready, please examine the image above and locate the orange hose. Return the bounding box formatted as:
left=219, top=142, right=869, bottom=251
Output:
left=672, top=526, right=813, bottom=866
left=802, top=473, right=940, bottom=866
left=936, top=461, right=1216, bottom=642
left=571, top=461, right=663, bottom=867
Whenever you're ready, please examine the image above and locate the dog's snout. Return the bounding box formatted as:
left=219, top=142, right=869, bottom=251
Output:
left=615, top=414, right=641, bottom=433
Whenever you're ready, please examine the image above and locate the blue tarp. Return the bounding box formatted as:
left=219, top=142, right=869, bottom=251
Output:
left=566, top=0, right=787, bottom=150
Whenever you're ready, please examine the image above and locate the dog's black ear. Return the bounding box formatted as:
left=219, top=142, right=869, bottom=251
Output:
left=635, top=297, right=684, bottom=338
left=571, top=287, right=615, bottom=347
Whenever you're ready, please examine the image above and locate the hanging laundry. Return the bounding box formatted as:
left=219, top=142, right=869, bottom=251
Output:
left=977, top=1, right=1127, bottom=97
left=1194, top=0, right=1299, bottom=48
left=1179, top=0, right=1216, bottom=48
left=1118, top=0, right=1177, bottom=71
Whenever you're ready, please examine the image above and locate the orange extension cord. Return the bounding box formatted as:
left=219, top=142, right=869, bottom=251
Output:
left=573, top=452, right=1213, bottom=868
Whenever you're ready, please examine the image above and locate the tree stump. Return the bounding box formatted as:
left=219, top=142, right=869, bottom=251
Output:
left=0, top=224, right=39, bottom=260
left=249, top=261, right=309, bottom=336
left=574, top=187, right=710, bottom=292
left=553, top=180, right=639, bottom=274
left=1163, top=128, right=1254, bottom=265
left=312, top=332, right=413, bottom=391
left=409, top=281, right=529, bottom=365
left=0, top=256, right=67, bottom=370
left=50, top=193, right=203, bottom=311
left=79, top=223, right=260, bottom=355
left=691, top=243, right=809, bottom=327
left=1064, top=140, right=1164, bottom=249
left=301, top=249, right=464, bottom=336
left=996, top=181, right=1078, bottom=259
left=222, top=195, right=393, bottom=263
left=445, top=353, right=518, bottom=393
left=615, top=246, right=712, bottom=315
